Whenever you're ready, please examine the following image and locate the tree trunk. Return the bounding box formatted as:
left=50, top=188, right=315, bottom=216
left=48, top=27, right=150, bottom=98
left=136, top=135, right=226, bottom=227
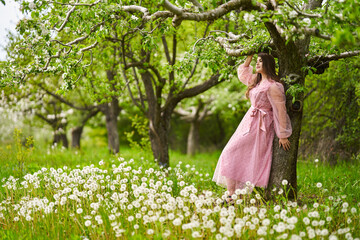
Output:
left=187, top=121, right=200, bottom=156
left=149, top=119, right=170, bottom=167
left=53, top=132, right=69, bottom=148
left=266, top=43, right=305, bottom=199
left=71, top=126, right=83, bottom=149
left=100, top=70, right=121, bottom=154
left=103, top=102, right=120, bottom=154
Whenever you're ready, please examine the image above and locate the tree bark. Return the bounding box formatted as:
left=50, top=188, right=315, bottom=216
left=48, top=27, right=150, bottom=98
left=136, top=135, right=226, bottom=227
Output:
left=266, top=42, right=305, bottom=199
left=53, top=132, right=69, bottom=148
left=71, top=126, right=83, bottom=149
left=187, top=121, right=200, bottom=156
left=100, top=101, right=120, bottom=154
left=98, top=70, right=122, bottom=154
left=149, top=117, right=171, bottom=167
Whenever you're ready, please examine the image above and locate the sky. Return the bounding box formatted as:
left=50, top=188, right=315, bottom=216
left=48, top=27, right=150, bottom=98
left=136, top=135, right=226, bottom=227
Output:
left=0, top=0, right=24, bottom=61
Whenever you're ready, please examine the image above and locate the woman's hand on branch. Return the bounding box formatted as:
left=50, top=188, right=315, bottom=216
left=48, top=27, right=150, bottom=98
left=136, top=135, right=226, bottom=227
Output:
left=279, top=138, right=290, bottom=151
left=244, top=55, right=253, bottom=67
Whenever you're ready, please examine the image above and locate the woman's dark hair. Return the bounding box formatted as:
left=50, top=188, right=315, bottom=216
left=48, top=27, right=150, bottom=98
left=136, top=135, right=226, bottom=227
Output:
left=245, top=53, right=280, bottom=99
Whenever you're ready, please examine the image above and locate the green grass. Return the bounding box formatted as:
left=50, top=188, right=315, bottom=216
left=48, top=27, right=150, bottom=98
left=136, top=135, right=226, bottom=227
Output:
left=0, top=139, right=359, bottom=239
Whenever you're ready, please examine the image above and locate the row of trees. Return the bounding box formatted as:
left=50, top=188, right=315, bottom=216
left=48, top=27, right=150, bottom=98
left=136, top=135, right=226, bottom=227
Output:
left=1, top=0, right=359, bottom=197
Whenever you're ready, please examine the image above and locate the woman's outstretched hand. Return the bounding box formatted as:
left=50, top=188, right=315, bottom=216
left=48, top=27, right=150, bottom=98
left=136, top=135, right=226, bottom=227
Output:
left=279, top=138, right=290, bottom=151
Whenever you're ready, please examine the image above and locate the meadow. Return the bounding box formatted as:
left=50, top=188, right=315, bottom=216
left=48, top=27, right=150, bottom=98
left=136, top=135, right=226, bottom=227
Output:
left=0, top=135, right=359, bottom=239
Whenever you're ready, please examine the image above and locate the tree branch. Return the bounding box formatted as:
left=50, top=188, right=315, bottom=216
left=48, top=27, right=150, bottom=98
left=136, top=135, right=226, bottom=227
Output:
left=35, top=113, right=54, bottom=125
left=169, top=73, right=222, bottom=108
left=163, top=0, right=265, bottom=26
left=161, top=35, right=172, bottom=64
left=303, top=27, right=331, bottom=40
left=285, top=0, right=322, bottom=18
left=181, top=22, right=211, bottom=91
left=48, top=0, right=101, bottom=7
left=38, top=83, right=95, bottom=111
left=308, top=51, right=360, bottom=65
left=54, top=5, right=76, bottom=31
left=132, top=67, right=146, bottom=110
left=81, top=109, right=100, bottom=125
left=122, top=66, right=145, bottom=113
left=264, top=22, right=285, bottom=49
left=189, top=0, right=204, bottom=11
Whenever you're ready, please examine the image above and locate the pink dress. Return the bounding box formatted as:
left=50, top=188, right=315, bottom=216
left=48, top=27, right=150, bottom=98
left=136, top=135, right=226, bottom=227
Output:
left=212, top=63, right=292, bottom=190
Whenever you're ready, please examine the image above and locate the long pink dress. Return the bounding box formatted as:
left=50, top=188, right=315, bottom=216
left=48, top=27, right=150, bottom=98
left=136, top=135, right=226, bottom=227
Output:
left=212, top=63, right=292, bottom=190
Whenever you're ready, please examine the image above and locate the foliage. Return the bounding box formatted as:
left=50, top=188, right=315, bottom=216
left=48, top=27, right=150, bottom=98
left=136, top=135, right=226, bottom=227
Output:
left=0, top=129, right=34, bottom=177
left=300, top=57, right=360, bottom=162
left=125, top=114, right=151, bottom=151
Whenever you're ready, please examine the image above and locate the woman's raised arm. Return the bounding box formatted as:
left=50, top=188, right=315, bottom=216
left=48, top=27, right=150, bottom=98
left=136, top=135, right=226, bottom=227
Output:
left=237, top=55, right=256, bottom=86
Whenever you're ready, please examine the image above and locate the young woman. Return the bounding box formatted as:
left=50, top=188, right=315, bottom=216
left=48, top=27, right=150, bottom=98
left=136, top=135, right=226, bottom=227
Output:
left=212, top=53, right=292, bottom=201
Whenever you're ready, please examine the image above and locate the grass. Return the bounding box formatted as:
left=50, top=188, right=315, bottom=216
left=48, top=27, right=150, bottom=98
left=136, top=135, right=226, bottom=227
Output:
left=0, top=136, right=359, bottom=239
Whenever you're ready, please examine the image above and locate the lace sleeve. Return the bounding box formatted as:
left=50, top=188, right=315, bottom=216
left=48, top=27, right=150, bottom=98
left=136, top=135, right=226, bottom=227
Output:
left=268, top=82, right=292, bottom=138
left=237, top=63, right=256, bottom=86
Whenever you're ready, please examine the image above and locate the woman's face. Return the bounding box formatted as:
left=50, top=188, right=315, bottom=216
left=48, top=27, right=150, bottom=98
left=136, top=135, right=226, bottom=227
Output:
left=256, top=57, right=264, bottom=74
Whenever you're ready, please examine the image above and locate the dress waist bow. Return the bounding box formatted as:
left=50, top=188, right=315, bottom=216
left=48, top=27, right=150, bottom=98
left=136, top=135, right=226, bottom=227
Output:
left=243, top=106, right=268, bottom=135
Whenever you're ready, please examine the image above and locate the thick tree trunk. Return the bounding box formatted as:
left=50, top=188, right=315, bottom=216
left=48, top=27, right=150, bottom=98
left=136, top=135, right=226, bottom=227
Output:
left=71, top=126, right=83, bottom=149
left=187, top=121, right=200, bottom=156
left=149, top=119, right=170, bottom=167
left=266, top=44, right=305, bottom=199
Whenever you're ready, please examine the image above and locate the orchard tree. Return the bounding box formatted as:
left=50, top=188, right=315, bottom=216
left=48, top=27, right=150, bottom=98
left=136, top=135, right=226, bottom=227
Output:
left=0, top=83, right=71, bottom=147
left=174, top=76, right=249, bottom=155
left=2, top=0, right=359, bottom=197
left=175, top=98, right=213, bottom=156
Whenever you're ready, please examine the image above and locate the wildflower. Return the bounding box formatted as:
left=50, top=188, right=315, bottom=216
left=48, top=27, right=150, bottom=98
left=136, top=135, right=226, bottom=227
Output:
left=316, top=182, right=322, bottom=188
left=192, top=231, right=202, bottom=238
left=282, top=179, right=288, bottom=186
left=85, top=220, right=91, bottom=227
left=274, top=205, right=281, bottom=212
left=329, top=235, right=338, bottom=240
left=162, top=230, right=171, bottom=237
left=173, top=218, right=181, bottom=226
left=303, top=217, right=310, bottom=225
left=77, top=208, right=83, bottom=214
left=262, top=218, right=270, bottom=226
left=146, top=229, right=154, bottom=235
